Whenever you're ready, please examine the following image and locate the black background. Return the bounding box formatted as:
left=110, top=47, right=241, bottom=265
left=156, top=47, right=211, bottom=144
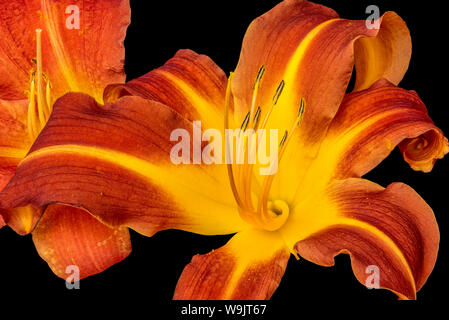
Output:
left=1, top=0, right=447, bottom=315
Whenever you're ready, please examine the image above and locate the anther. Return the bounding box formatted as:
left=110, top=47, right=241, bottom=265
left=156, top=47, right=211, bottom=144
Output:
left=280, top=130, right=288, bottom=147
left=254, top=65, right=266, bottom=89
left=298, top=98, right=305, bottom=118
left=249, top=66, right=266, bottom=126
left=240, top=112, right=251, bottom=132
left=273, top=80, right=285, bottom=105
left=253, top=107, right=261, bottom=129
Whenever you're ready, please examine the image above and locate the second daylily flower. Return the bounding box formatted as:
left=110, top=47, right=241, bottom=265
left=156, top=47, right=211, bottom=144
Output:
left=1, top=0, right=447, bottom=299
left=0, top=0, right=131, bottom=278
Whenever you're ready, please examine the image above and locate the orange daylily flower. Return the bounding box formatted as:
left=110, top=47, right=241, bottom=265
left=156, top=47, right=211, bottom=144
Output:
left=0, top=0, right=131, bottom=278
left=1, top=0, right=447, bottom=299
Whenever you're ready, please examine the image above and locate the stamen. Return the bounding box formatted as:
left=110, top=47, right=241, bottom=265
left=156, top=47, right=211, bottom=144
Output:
left=241, top=79, right=288, bottom=222
left=224, top=66, right=304, bottom=231
left=298, top=97, right=305, bottom=119
left=273, top=98, right=307, bottom=159
left=258, top=79, right=285, bottom=131
left=257, top=98, right=306, bottom=222
left=253, top=107, right=261, bottom=129
left=279, top=130, right=288, bottom=147
left=257, top=166, right=276, bottom=216
left=249, top=65, right=265, bottom=128
left=238, top=110, right=255, bottom=209
left=26, top=29, right=54, bottom=141
left=240, top=112, right=250, bottom=132
left=254, top=65, right=266, bottom=90
left=240, top=67, right=267, bottom=204
left=273, top=80, right=285, bottom=105
left=250, top=65, right=265, bottom=129
left=235, top=67, right=265, bottom=213
left=246, top=80, right=287, bottom=196
left=280, top=98, right=306, bottom=153
left=239, top=106, right=262, bottom=211
left=35, top=29, right=49, bottom=127
left=45, top=79, right=52, bottom=114
left=27, top=76, right=37, bottom=140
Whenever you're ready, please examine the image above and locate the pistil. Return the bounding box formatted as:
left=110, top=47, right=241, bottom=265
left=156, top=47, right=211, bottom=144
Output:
left=27, top=29, right=53, bottom=141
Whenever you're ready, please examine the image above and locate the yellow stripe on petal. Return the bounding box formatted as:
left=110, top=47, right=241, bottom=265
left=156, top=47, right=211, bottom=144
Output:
left=282, top=19, right=337, bottom=90
left=25, top=144, right=222, bottom=197
left=174, top=228, right=290, bottom=300
left=41, top=0, right=80, bottom=93
left=105, top=51, right=229, bottom=130
left=0, top=147, right=28, bottom=159
left=259, top=19, right=338, bottom=131
left=156, top=70, right=223, bottom=129
left=283, top=178, right=438, bottom=300
left=335, top=217, right=415, bottom=292
left=21, top=143, right=244, bottom=236
left=0, top=94, right=244, bottom=237
left=223, top=229, right=288, bottom=298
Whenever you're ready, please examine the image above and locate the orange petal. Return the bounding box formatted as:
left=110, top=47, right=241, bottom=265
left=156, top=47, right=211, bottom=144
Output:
left=0, top=0, right=130, bottom=101
left=282, top=79, right=447, bottom=203
left=0, top=99, right=42, bottom=235
left=32, top=204, right=131, bottom=279
left=0, top=214, right=5, bottom=229
left=323, top=79, right=448, bottom=179
left=0, top=93, right=245, bottom=237
left=1, top=205, right=43, bottom=235
left=230, top=2, right=414, bottom=203
left=231, top=0, right=404, bottom=149
left=174, top=229, right=290, bottom=300
left=232, top=0, right=337, bottom=121
left=104, top=49, right=228, bottom=129
left=288, top=178, right=439, bottom=300
left=354, top=12, right=411, bottom=91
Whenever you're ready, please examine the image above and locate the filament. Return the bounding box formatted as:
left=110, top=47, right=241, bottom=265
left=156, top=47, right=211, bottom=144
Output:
left=26, top=29, right=53, bottom=141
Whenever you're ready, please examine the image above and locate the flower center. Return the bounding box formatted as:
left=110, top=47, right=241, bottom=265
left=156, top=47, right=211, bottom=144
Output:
left=224, top=66, right=305, bottom=231
left=27, top=29, right=53, bottom=141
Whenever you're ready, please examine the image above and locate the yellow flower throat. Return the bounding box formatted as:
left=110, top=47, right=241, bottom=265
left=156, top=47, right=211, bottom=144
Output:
left=224, top=66, right=305, bottom=232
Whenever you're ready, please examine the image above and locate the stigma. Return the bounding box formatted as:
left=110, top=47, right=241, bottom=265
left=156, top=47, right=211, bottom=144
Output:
left=224, top=65, right=306, bottom=232
left=27, top=29, right=53, bottom=140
